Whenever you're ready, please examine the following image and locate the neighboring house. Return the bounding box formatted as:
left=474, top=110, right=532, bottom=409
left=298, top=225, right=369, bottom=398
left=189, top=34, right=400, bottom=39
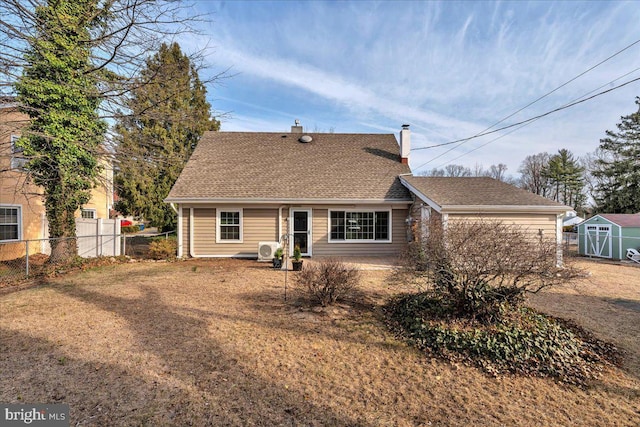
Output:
left=165, top=125, right=414, bottom=258
left=562, top=211, right=584, bottom=229
left=0, top=98, right=114, bottom=260
left=577, top=213, right=640, bottom=260
left=166, top=123, right=571, bottom=259
left=399, top=176, right=570, bottom=247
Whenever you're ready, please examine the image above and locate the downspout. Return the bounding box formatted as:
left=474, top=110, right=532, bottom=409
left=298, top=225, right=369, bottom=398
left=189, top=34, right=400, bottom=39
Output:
left=407, top=196, right=418, bottom=242
left=556, top=213, right=563, bottom=266
left=189, top=207, right=195, bottom=257
left=176, top=205, right=183, bottom=258
left=278, top=206, right=284, bottom=243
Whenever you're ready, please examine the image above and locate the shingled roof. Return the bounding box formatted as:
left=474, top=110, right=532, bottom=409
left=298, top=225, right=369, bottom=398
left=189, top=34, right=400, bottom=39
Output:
left=599, top=213, right=640, bottom=227
left=400, top=176, right=569, bottom=211
left=166, top=131, right=412, bottom=202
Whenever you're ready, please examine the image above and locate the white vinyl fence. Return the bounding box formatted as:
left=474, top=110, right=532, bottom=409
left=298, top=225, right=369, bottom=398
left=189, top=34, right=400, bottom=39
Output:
left=76, top=218, right=121, bottom=258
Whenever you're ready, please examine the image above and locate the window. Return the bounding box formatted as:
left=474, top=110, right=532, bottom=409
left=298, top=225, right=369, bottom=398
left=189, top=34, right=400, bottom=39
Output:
left=329, top=210, right=390, bottom=242
left=0, top=206, right=21, bottom=242
left=81, top=209, right=96, bottom=219
left=217, top=209, right=242, bottom=242
left=10, top=135, right=28, bottom=170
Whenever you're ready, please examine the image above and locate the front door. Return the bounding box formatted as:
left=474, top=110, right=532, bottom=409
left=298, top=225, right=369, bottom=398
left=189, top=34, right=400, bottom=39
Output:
left=291, top=209, right=312, bottom=256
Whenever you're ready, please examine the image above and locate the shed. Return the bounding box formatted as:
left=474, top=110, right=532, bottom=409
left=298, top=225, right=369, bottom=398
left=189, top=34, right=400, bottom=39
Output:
left=577, top=214, right=640, bottom=260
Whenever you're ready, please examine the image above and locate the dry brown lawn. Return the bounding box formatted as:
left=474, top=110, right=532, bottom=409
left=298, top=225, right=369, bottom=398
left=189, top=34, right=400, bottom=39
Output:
left=0, top=258, right=639, bottom=426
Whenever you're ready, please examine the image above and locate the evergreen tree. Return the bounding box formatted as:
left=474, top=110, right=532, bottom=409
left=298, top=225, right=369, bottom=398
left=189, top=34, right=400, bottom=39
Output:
left=114, top=43, right=218, bottom=230
left=542, top=149, right=585, bottom=210
left=593, top=97, right=640, bottom=213
left=15, top=0, right=106, bottom=261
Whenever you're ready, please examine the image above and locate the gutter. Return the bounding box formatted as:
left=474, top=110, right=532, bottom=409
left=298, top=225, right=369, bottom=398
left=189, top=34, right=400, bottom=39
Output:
left=442, top=205, right=572, bottom=214
left=164, top=197, right=412, bottom=205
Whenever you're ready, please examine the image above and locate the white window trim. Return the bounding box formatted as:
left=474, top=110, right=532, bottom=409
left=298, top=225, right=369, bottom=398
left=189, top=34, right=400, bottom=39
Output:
left=327, top=208, right=392, bottom=243
left=0, top=204, right=22, bottom=242
left=81, top=208, right=97, bottom=219
left=216, top=208, right=243, bottom=243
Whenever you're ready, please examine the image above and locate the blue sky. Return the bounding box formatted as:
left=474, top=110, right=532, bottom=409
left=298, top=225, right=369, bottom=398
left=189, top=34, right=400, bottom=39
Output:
left=180, top=1, right=640, bottom=176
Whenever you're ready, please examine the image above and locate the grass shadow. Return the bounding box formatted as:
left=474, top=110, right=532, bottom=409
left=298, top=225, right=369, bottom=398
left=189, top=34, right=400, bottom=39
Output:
left=49, top=281, right=368, bottom=426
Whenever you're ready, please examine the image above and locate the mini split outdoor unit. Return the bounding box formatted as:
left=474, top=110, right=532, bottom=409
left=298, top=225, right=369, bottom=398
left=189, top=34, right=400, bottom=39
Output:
left=257, top=241, right=280, bottom=261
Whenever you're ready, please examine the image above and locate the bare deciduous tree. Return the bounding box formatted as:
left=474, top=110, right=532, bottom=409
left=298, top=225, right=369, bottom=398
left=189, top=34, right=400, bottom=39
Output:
left=518, top=152, right=551, bottom=196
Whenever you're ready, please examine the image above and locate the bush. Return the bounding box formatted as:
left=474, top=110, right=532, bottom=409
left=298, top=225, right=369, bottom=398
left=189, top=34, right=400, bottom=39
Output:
left=148, top=238, right=177, bottom=260
left=401, top=219, right=584, bottom=322
left=386, top=293, right=618, bottom=385
left=121, top=225, right=139, bottom=233
left=296, top=259, right=360, bottom=306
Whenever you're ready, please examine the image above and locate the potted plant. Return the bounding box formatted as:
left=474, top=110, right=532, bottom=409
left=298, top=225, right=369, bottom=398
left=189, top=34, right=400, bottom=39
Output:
left=292, top=245, right=303, bottom=271
left=272, top=247, right=283, bottom=269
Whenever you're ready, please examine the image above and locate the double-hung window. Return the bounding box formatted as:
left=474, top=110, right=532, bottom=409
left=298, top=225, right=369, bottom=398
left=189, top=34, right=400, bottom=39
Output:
left=0, top=206, right=21, bottom=242
left=217, top=209, right=242, bottom=242
left=329, top=210, right=390, bottom=242
left=81, top=209, right=96, bottom=219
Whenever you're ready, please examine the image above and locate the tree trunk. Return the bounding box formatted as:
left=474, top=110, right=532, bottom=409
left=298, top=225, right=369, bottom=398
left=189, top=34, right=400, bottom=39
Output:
left=46, top=198, right=79, bottom=264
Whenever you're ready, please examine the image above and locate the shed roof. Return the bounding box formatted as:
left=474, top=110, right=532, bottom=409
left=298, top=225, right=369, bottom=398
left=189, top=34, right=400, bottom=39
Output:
left=166, top=131, right=412, bottom=202
left=400, top=176, right=569, bottom=211
left=598, top=213, right=640, bottom=227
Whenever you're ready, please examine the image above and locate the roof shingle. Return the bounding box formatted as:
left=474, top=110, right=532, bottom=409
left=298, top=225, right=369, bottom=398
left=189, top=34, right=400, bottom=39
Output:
left=401, top=176, right=568, bottom=208
left=599, top=213, right=640, bottom=227
left=167, top=131, right=412, bottom=202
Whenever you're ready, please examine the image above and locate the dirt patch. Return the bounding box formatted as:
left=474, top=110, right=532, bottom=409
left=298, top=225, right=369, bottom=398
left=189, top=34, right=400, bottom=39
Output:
left=0, top=258, right=639, bottom=426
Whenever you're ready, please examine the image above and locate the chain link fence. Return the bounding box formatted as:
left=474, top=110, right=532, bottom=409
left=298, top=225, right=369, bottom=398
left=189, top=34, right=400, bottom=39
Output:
left=0, top=231, right=175, bottom=285
left=563, top=231, right=640, bottom=259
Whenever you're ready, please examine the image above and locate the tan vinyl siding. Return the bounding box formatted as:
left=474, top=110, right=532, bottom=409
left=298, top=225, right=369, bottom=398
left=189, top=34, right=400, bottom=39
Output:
left=447, top=213, right=558, bottom=240
left=312, top=208, right=409, bottom=257
left=180, top=204, right=410, bottom=258
left=190, top=207, right=279, bottom=256
left=192, top=208, right=216, bottom=254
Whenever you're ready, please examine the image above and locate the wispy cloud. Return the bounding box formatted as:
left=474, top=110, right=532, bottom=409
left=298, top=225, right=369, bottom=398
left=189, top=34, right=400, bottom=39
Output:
left=182, top=0, right=640, bottom=174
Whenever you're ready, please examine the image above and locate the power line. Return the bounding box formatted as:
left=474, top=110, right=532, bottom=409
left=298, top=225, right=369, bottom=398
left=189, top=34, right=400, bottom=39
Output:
left=424, top=67, right=640, bottom=171
left=473, top=38, right=640, bottom=136
left=413, top=74, right=640, bottom=171
left=413, top=76, right=640, bottom=153
left=412, top=37, right=640, bottom=154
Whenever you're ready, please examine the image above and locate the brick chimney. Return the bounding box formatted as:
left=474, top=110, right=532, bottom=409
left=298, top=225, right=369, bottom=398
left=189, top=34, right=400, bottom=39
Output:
left=400, top=124, right=410, bottom=164
left=291, top=119, right=303, bottom=133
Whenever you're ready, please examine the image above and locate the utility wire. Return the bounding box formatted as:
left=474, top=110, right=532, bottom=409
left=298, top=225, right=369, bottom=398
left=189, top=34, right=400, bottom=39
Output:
left=413, top=74, right=640, bottom=172
left=425, top=66, right=640, bottom=171
left=412, top=37, right=640, bottom=153
left=413, top=76, right=640, bottom=152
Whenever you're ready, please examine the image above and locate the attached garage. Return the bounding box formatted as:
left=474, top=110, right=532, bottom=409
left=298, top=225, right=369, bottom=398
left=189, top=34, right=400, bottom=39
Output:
left=399, top=176, right=570, bottom=250
left=578, top=214, right=640, bottom=260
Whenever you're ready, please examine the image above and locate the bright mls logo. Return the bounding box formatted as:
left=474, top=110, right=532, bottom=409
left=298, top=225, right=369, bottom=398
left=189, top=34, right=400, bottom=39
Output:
left=1, top=404, right=69, bottom=426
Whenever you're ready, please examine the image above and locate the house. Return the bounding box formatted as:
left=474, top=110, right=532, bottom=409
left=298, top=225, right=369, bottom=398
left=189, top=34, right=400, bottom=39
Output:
left=0, top=98, right=114, bottom=260
left=165, top=125, right=414, bottom=258
left=166, top=123, right=571, bottom=259
left=562, top=211, right=584, bottom=229
left=399, top=176, right=570, bottom=246
left=577, top=213, right=640, bottom=260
